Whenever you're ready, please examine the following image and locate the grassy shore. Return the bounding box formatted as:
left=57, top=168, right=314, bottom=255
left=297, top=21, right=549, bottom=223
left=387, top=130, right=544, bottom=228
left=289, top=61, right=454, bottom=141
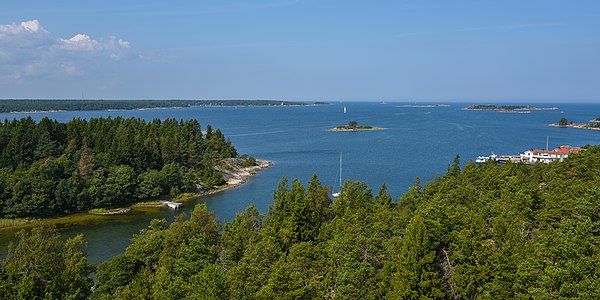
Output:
left=0, top=213, right=131, bottom=232
left=88, top=207, right=133, bottom=215
left=0, top=218, right=33, bottom=229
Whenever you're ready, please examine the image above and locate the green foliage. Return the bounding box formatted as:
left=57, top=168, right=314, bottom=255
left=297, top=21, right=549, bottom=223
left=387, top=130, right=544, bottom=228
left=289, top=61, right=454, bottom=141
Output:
left=94, top=204, right=221, bottom=299
left=390, top=215, right=445, bottom=299
left=92, top=146, right=600, bottom=299
left=0, top=117, right=239, bottom=218
left=3, top=146, right=600, bottom=299
left=240, top=154, right=257, bottom=167
left=0, top=100, right=310, bottom=113
left=0, top=226, right=94, bottom=299
left=559, top=117, right=569, bottom=126
left=336, top=120, right=374, bottom=130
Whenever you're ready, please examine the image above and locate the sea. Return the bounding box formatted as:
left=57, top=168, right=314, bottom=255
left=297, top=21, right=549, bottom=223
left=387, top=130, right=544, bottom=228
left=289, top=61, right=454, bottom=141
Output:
left=1, top=102, right=599, bottom=264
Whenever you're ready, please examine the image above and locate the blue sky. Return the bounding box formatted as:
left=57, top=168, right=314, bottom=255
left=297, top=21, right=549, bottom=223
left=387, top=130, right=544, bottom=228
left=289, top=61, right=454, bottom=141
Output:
left=1, top=0, right=599, bottom=102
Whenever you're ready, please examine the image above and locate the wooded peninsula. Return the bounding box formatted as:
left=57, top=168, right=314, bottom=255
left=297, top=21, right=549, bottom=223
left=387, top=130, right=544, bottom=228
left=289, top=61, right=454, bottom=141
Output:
left=0, top=117, right=257, bottom=219
left=0, top=99, right=314, bottom=113
left=2, top=145, right=598, bottom=298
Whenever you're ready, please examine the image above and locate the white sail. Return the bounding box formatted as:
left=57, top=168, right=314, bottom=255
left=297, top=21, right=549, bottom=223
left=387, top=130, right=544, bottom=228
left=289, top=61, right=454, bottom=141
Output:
left=343, top=106, right=347, bottom=113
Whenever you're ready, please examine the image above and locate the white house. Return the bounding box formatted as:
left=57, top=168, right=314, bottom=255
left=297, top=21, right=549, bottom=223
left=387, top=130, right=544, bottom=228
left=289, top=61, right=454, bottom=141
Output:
left=520, top=146, right=581, bottom=164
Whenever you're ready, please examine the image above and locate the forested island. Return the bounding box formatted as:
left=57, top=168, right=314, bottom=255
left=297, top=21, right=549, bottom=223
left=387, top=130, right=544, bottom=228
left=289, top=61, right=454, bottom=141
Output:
left=550, top=117, right=600, bottom=131
left=465, top=104, right=558, bottom=111
left=0, top=117, right=264, bottom=220
left=3, top=145, right=598, bottom=298
left=0, top=99, right=314, bottom=113
left=330, top=120, right=385, bottom=132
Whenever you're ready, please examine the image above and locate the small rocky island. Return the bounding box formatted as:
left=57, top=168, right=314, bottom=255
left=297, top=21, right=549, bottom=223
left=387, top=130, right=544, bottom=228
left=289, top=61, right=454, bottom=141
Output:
left=465, top=104, right=558, bottom=111
left=549, top=117, right=600, bottom=131
left=330, top=120, right=385, bottom=132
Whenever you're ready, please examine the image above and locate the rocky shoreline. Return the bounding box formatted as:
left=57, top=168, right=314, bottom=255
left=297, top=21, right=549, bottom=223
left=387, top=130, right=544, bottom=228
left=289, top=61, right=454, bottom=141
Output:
left=200, top=159, right=271, bottom=198
left=122, top=158, right=272, bottom=208
left=549, top=123, right=600, bottom=131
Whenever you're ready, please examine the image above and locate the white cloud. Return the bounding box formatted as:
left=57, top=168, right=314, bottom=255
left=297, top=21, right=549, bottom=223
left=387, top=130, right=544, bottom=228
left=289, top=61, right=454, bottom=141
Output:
left=59, top=34, right=99, bottom=51
left=0, top=19, right=133, bottom=83
left=20, top=20, right=44, bottom=33
left=0, top=20, right=47, bottom=36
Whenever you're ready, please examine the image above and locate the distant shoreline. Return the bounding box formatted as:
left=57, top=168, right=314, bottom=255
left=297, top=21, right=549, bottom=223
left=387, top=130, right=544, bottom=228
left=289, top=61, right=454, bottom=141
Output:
left=0, top=99, right=326, bottom=113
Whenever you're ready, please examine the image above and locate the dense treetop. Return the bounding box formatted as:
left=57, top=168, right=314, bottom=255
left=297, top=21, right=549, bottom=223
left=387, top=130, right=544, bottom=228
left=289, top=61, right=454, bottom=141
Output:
left=3, top=145, right=598, bottom=299
left=0, top=100, right=312, bottom=113
left=0, top=117, right=239, bottom=218
left=335, top=120, right=374, bottom=129
left=558, top=117, right=570, bottom=126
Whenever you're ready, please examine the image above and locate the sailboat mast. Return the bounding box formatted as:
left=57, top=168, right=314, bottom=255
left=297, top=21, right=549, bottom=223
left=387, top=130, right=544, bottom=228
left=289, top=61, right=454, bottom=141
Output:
left=339, top=152, right=342, bottom=188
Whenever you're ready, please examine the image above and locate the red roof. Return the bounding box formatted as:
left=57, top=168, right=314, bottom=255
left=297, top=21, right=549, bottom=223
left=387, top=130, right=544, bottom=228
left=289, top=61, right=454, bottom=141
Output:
left=530, top=149, right=557, bottom=154
left=555, top=147, right=570, bottom=155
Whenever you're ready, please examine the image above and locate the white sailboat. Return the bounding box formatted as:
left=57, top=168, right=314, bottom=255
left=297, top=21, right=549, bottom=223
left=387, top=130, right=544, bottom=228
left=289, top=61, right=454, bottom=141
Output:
left=332, top=152, right=342, bottom=198
left=343, top=106, right=347, bottom=114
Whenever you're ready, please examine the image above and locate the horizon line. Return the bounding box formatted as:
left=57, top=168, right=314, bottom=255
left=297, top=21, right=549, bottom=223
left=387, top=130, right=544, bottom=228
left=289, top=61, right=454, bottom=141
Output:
left=0, top=98, right=598, bottom=104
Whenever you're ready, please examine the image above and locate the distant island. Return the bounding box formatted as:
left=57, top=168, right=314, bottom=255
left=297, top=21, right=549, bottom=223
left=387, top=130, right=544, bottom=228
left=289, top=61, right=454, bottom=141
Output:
left=549, top=117, right=600, bottom=131
left=330, top=120, right=385, bottom=132
left=464, top=104, right=559, bottom=111
left=0, top=99, right=324, bottom=113
left=398, top=104, right=450, bottom=108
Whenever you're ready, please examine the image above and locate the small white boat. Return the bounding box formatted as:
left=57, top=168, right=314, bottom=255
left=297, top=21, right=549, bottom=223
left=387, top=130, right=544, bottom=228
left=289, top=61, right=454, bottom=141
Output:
left=475, top=152, right=497, bottom=164
left=161, top=201, right=183, bottom=209
left=475, top=156, right=488, bottom=164
left=343, top=106, right=347, bottom=114
left=332, top=152, right=342, bottom=198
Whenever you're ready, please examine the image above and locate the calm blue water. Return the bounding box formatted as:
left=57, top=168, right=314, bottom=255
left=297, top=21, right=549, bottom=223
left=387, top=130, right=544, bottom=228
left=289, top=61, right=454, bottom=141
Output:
left=1, top=102, right=599, bottom=264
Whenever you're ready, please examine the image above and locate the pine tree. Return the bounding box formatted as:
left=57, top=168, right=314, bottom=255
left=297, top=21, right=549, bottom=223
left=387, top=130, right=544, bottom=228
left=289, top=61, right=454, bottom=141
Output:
left=390, top=215, right=445, bottom=299
left=78, top=137, right=94, bottom=179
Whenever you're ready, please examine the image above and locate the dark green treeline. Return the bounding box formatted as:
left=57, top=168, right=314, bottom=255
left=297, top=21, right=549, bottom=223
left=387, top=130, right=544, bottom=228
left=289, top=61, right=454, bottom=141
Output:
left=0, top=117, right=237, bottom=218
left=0, top=100, right=309, bottom=113
left=2, top=146, right=599, bottom=299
